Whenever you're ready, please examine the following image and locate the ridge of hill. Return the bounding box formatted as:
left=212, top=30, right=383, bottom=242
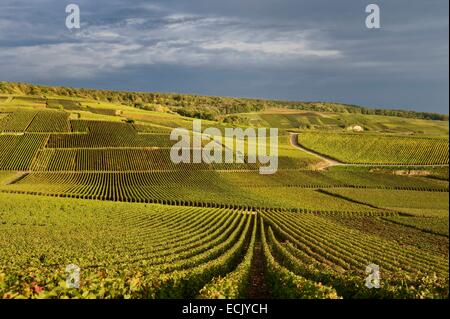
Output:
left=0, top=81, right=447, bottom=122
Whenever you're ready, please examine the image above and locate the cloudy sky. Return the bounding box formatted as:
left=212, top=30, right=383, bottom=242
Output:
left=0, top=0, right=448, bottom=113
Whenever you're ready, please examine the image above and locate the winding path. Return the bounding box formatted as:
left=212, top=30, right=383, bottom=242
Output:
left=289, top=133, right=343, bottom=168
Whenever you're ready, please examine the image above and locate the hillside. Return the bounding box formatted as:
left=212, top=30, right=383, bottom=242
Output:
left=0, top=84, right=448, bottom=299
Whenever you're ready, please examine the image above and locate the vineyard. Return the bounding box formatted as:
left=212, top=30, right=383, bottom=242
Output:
left=0, top=96, right=448, bottom=299
left=259, top=211, right=448, bottom=298
left=0, top=172, right=394, bottom=212
left=0, top=109, right=38, bottom=132
left=0, top=193, right=447, bottom=299
left=0, top=193, right=256, bottom=298
left=0, top=134, right=48, bottom=170
left=26, top=111, right=70, bottom=132
left=298, top=132, right=449, bottom=165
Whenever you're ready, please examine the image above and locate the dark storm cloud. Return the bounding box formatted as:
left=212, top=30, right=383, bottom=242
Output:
left=0, top=0, right=448, bottom=113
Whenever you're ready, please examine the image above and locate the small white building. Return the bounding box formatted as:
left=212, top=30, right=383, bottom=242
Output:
left=347, top=125, right=364, bottom=132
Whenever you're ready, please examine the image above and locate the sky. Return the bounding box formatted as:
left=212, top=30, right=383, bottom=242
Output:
left=0, top=0, right=448, bottom=114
